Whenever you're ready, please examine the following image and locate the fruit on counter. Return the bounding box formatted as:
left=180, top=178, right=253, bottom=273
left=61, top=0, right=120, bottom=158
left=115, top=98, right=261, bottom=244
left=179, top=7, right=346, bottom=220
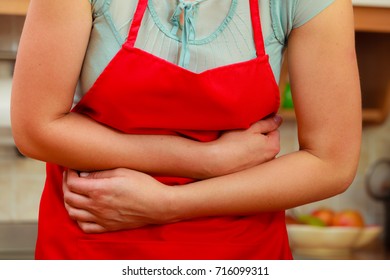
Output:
left=285, top=214, right=301, bottom=225
left=285, top=208, right=365, bottom=227
left=285, top=213, right=326, bottom=226
left=311, top=207, right=335, bottom=226
left=331, top=209, right=365, bottom=227
left=297, top=215, right=326, bottom=227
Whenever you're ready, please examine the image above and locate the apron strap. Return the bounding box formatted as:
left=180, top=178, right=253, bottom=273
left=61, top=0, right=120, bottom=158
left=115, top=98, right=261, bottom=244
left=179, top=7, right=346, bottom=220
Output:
left=126, top=0, right=149, bottom=48
left=249, top=0, right=266, bottom=57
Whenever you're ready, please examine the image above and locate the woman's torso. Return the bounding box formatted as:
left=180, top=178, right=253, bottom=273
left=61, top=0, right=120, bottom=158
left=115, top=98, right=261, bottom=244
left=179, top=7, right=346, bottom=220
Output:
left=36, top=0, right=335, bottom=260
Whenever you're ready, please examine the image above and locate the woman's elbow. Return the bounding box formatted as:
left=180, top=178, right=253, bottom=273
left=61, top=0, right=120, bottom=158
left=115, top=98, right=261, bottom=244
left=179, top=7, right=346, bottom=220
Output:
left=303, top=136, right=361, bottom=197
left=12, top=121, right=39, bottom=159
left=330, top=146, right=361, bottom=196
left=335, top=164, right=358, bottom=195
left=11, top=109, right=46, bottom=159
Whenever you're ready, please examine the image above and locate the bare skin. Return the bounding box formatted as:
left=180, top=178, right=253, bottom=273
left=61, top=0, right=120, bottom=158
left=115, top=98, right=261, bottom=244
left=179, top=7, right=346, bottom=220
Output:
left=12, top=0, right=361, bottom=234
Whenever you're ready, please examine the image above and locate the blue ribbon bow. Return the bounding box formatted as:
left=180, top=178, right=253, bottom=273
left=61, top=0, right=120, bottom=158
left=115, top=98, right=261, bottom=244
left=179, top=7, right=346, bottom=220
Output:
left=170, top=0, right=207, bottom=68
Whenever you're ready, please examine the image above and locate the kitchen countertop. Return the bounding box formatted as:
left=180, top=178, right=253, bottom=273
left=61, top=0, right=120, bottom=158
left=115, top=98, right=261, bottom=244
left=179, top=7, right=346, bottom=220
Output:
left=0, top=223, right=36, bottom=260
left=349, top=241, right=390, bottom=260
left=293, top=239, right=390, bottom=260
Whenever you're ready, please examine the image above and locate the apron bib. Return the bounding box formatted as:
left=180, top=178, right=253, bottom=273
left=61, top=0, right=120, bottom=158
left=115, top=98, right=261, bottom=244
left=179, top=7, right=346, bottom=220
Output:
left=35, top=0, right=292, bottom=260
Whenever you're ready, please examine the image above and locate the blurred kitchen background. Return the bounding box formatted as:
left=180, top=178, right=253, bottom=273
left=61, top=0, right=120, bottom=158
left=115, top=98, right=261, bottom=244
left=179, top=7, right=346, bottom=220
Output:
left=0, top=0, right=389, bottom=260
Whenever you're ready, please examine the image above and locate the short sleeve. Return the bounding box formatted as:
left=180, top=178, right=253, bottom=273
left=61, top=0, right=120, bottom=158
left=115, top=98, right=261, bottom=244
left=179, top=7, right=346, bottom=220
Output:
left=89, top=0, right=105, bottom=15
left=292, top=0, right=335, bottom=28
left=269, top=0, right=335, bottom=45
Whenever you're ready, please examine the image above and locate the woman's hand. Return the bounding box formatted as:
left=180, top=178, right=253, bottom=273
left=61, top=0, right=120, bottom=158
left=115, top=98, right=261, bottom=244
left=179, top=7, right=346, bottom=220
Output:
left=63, top=169, right=175, bottom=233
left=203, top=115, right=282, bottom=177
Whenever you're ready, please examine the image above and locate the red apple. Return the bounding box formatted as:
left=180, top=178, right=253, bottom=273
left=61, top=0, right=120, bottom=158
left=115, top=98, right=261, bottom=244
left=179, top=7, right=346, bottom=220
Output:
left=332, top=210, right=365, bottom=227
left=285, top=214, right=301, bottom=225
left=311, top=207, right=335, bottom=226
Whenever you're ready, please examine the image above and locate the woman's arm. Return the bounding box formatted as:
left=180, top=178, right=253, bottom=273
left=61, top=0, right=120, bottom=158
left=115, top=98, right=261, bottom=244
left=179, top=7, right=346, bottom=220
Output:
left=11, top=0, right=281, bottom=179
left=173, top=0, right=362, bottom=215
left=172, top=0, right=361, bottom=216
left=63, top=0, right=362, bottom=233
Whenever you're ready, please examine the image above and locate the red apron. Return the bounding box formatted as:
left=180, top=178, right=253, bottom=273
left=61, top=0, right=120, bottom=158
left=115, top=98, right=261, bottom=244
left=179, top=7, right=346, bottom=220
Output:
left=35, top=0, right=292, bottom=260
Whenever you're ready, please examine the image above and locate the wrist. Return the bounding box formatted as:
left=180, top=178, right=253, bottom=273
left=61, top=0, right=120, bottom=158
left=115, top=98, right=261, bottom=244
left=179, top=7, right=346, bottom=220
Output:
left=163, top=181, right=218, bottom=222
left=177, top=140, right=222, bottom=180
left=160, top=185, right=185, bottom=224
left=197, top=141, right=225, bottom=179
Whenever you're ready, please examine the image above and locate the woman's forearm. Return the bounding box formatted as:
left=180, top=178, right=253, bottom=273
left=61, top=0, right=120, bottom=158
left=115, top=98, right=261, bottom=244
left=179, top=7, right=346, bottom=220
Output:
left=169, top=150, right=356, bottom=221
left=14, top=111, right=209, bottom=177
left=14, top=110, right=281, bottom=178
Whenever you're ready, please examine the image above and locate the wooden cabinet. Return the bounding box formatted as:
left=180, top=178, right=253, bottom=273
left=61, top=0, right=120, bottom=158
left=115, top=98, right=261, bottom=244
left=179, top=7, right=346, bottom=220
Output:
left=0, top=0, right=30, bottom=15
left=355, top=31, right=390, bottom=123
left=354, top=6, right=390, bottom=123
left=0, top=0, right=28, bottom=60
left=280, top=6, right=390, bottom=124
left=354, top=6, right=390, bottom=33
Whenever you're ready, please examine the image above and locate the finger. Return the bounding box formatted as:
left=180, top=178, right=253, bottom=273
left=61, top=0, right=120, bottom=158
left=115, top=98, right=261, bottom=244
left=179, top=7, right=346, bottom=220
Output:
left=65, top=204, right=97, bottom=223
left=249, top=115, right=283, bottom=134
left=78, top=168, right=128, bottom=180
left=267, top=129, right=280, bottom=140
left=264, top=130, right=281, bottom=159
left=66, top=169, right=107, bottom=196
left=63, top=185, right=91, bottom=209
left=77, top=221, right=107, bottom=234
left=63, top=170, right=86, bottom=200
left=63, top=170, right=78, bottom=195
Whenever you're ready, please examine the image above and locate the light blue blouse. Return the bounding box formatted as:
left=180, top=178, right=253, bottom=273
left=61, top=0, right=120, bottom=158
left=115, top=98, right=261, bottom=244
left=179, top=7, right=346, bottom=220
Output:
left=77, top=0, right=334, bottom=102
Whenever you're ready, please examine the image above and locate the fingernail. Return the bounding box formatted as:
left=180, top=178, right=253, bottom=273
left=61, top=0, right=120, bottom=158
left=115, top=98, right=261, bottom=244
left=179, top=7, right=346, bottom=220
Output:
left=79, top=172, right=90, bottom=178
left=273, top=115, right=282, bottom=123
